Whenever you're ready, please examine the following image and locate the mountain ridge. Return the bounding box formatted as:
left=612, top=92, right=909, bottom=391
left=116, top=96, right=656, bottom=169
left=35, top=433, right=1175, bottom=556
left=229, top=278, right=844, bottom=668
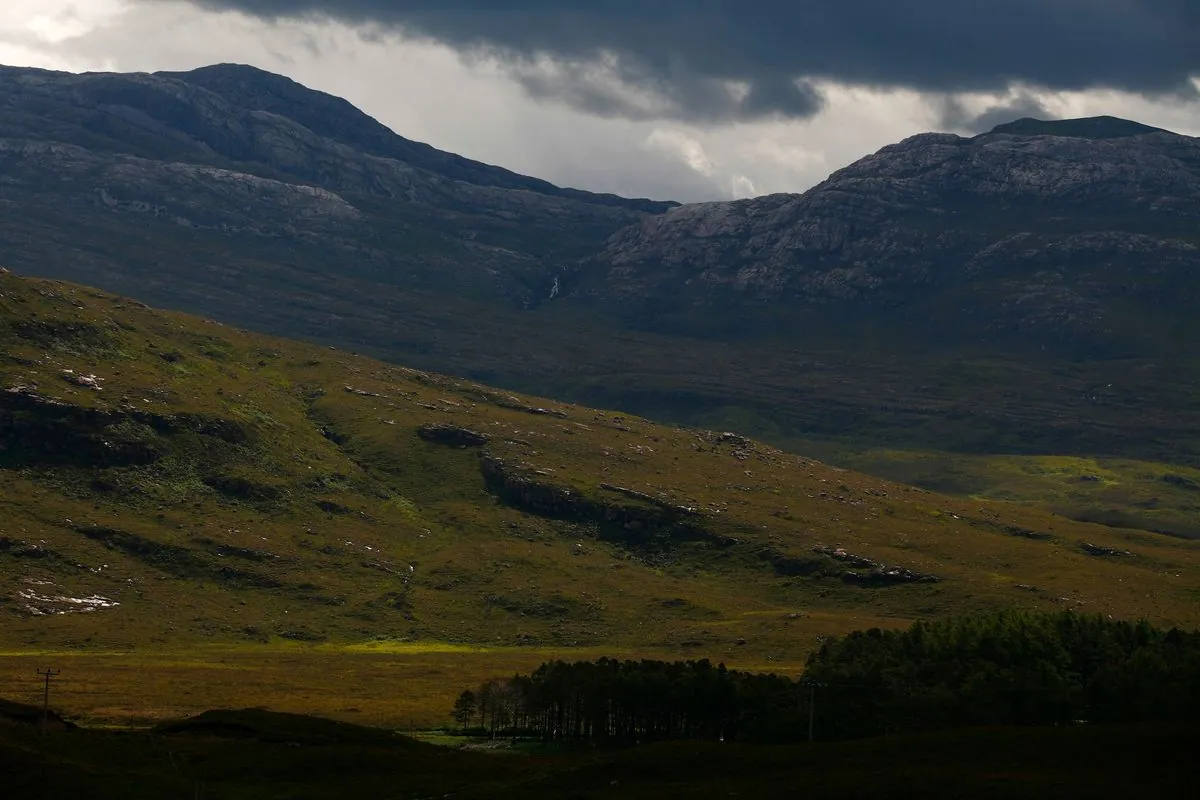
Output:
left=161, top=62, right=678, bottom=210
left=984, top=115, right=1174, bottom=139
left=0, top=62, right=676, bottom=211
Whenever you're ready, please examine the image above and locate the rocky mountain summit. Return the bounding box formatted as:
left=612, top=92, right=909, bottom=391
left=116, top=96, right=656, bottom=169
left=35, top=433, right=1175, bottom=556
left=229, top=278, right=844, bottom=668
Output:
left=580, top=116, right=1200, bottom=354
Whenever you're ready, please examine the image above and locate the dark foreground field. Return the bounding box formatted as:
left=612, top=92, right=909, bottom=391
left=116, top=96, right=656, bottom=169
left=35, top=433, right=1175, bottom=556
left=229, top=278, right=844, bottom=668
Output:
left=0, top=706, right=1194, bottom=800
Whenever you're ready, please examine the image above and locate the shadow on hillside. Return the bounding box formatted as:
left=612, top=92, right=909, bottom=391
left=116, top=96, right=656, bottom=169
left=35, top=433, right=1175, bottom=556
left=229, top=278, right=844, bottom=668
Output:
left=0, top=704, right=1194, bottom=799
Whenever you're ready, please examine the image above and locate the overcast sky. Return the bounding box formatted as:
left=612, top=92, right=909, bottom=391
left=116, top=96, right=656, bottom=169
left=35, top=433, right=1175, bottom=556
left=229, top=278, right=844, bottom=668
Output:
left=3, top=1, right=1200, bottom=202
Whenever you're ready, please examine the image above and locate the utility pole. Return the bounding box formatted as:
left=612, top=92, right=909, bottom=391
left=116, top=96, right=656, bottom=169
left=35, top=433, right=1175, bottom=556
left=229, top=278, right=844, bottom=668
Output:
left=805, top=680, right=819, bottom=743
left=37, top=668, right=60, bottom=733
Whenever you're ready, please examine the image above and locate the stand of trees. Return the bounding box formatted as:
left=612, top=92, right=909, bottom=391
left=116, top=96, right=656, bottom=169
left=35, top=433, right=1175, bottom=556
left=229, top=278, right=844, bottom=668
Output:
left=804, top=609, right=1200, bottom=739
left=456, top=658, right=795, bottom=743
left=453, top=611, right=1200, bottom=744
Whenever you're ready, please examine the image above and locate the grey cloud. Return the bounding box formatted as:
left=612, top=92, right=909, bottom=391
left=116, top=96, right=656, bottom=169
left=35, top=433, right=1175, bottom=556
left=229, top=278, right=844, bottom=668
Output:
left=938, top=93, right=1060, bottom=135
left=968, top=98, right=1059, bottom=135
left=173, top=1, right=1200, bottom=122
left=505, top=54, right=821, bottom=123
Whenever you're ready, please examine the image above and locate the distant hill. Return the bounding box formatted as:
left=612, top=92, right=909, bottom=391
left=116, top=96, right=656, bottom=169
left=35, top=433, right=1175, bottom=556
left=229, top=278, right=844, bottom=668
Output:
left=986, top=115, right=1171, bottom=139
left=0, top=697, right=74, bottom=729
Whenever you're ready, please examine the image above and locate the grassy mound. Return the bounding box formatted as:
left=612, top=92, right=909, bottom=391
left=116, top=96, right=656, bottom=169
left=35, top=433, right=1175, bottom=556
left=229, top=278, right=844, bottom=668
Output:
left=155, top=708, right=411, bottom=746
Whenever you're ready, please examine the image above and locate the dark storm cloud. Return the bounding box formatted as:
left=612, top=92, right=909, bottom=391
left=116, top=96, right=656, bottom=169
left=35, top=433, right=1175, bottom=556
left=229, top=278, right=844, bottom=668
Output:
left=178, top=1, right=1200, bottom=122
left=504, top=55, right=823, bottom=122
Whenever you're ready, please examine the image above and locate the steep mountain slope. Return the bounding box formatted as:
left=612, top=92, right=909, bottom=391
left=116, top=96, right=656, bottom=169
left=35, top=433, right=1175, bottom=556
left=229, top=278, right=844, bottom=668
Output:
left=0, top=63, right=672, bottom=308
left=2, top=272, right=1199, bottom=656
left=161, top=64, right=666, bottom=211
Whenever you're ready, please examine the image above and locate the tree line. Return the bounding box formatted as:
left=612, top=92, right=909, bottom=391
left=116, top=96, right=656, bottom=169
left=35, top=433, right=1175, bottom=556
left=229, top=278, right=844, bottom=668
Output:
left=452, top=610, right=1200, bottom=743
left=453, top=657, right=794, bottom=743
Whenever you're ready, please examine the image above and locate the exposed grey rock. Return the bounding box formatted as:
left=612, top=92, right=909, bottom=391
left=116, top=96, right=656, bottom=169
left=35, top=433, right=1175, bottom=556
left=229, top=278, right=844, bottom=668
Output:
left=598, top=483, right=700, bottom=515
left=813, top=545, right=940, bottom=585
left=1081, top=542, right=1134, bottom=557
left=479, top=455, right=732, bottom=551
left=581, top=120, right=1200, bottom=351
left=417, top=423, right=491, bottom=447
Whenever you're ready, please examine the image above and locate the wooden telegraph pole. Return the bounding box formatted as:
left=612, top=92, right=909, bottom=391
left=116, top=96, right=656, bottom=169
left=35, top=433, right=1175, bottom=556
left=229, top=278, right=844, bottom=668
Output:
left=37, top=668, right=60, bottom=733
left=802, top=679, right=822, bottom=743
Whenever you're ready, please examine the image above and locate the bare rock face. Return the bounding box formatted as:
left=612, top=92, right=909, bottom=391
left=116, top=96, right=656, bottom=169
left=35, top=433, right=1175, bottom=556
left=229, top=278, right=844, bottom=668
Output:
left=579, top=117, right=1200, bottom=353
left=478, top=455, right=732, bottom=552
left=417, top=423, right=490, bottom=447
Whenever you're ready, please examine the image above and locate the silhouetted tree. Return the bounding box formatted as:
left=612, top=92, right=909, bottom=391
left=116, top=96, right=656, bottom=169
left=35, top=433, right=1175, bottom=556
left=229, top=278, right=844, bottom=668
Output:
left=452, top=690, right=476, bottom=728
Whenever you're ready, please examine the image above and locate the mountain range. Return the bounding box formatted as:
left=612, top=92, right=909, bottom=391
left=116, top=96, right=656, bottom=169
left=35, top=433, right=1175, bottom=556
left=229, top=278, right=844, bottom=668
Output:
left=1, top=62, right=1199, bottom=535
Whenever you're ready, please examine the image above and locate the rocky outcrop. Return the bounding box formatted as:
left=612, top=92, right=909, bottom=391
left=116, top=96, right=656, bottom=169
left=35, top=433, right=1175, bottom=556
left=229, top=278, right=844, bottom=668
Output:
left=1163, top=474, right=1200, bottom=491
left=417, top=423, right=491, bottom=447
left=1081, top=542, right=1134, bottom=557
left=813, top=545, right=940, bottom=585
left=77, top=524, right=205, bottom=573
left=597, top=483, right=700, bottom=516
left=202, top=474, right=285, bottom=501
left=0, top=536, right=54, bottom=559
left=480, top=456, right=939, bottom=585
left=0, top=385, right=246, bottom=468
left=76, top=524, right=283, bottom=588
left=468, top=388, right=571, bottom=418
left=1, top=386, right=163, bottom=467
left=479, top=454, right=731, bottom=550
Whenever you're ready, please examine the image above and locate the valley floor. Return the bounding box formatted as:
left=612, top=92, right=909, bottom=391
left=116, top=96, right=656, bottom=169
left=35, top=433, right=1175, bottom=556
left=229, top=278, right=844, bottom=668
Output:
left=0, top=644, right=809, bottom=730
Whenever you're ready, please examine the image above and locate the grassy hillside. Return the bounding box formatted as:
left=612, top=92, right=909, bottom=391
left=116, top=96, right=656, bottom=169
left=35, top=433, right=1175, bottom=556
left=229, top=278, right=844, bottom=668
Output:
left=3, top=272, right=1199, bottom=669
left=816, top=448, right=1200, bottom=540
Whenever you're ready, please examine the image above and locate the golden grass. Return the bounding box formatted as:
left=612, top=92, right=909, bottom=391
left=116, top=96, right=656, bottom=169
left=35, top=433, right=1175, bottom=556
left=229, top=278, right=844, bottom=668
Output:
left=0, top=643, right=820, bottom=729
left=828, top=448, right=1200, bottom=539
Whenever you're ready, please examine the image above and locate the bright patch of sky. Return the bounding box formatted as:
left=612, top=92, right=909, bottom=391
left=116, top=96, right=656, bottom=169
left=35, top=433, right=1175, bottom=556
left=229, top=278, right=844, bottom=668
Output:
left=0, top=1, right=1197, bottom=202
